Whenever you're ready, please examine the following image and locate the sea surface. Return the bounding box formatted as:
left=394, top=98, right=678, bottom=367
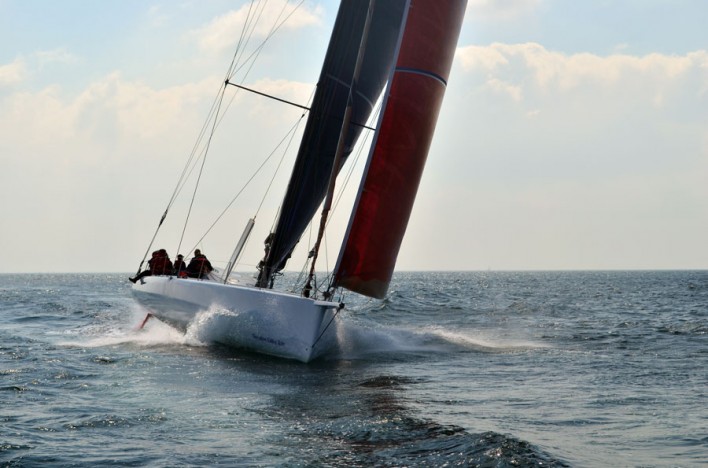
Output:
left=1, top=271, right=706, bottom=467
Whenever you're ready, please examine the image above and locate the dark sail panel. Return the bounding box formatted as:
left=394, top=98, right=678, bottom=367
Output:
left=334, top=0, right=468, bottom=298
left=257, top=0, right=407, bottom=287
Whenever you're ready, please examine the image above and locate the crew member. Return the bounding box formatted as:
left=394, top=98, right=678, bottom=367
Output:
left=187, top=249, right=213, bottom=279
left=173, top=254, right=187, bottom=276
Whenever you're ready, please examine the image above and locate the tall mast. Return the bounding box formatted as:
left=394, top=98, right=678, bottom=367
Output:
left=303, top=0, right=377, bottom=298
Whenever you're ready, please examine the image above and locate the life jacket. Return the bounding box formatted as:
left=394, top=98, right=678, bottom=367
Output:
left=151, top=255, right=172, bottom=275
left=187, top=256, right=212, bottom=278
left=173, top=259, right=187, bottom=274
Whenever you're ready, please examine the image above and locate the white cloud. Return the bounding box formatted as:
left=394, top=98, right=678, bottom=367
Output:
left=0, top=58, right=27, bottom=86
left=34, top=48, right=78, bottom=67
left=427, top=43, right=708, bottom=269
left=486, top=77, right=522, bottom=101
left=0, top=73, right=225, bottom=170
left=147, top=5, right=168, bottom=28
left=458, top=43, right=708, bottom=93
left=0, top=50, right=79, bottom=89
left=466, top=0, right=542, bottom=20
left=0, top=73, right=242, bottom=272
left=457, top=44, right=509, bottom=70
left=452, top=43, right=708, bottom=173
left=191, top=2, right=323, bottom=54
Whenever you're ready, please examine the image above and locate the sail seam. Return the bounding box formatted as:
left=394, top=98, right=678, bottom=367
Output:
left=395, top=66, right=448, bottom=86
left=323, top=73, right=376, bottom=113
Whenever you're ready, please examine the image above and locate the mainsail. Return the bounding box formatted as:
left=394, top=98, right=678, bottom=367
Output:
left=257, top=1, right=407, bottom=287
left=334, top=0, right=468, bottom=298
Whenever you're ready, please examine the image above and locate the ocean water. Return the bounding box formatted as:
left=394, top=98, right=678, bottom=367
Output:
left=1, top=271, right=706, bottom=467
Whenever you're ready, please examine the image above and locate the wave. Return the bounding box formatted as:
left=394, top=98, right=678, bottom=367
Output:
left=322, top=318, right=549, bottom=361
left=62, top=301, right=548, bottom=362
left=58, top=306, right=201, bottom=349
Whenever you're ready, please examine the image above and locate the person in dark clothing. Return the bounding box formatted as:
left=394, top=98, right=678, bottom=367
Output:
left=173, top=254, right=187, bottom=276
left=130, top=249, right=173, bottom=283
left=187, top=249, right=213, bottom=279
left=151, top=249, right=173, bottom=275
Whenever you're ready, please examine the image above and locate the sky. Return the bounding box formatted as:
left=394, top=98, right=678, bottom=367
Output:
left=0, top=0, right=706, bottom=273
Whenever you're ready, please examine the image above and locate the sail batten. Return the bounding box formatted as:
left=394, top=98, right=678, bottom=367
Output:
left=333, top=0, right=468, bottom=299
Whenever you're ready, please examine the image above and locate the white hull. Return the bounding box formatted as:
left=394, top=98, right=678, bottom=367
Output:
left=131, top=276, right=340, bottom=362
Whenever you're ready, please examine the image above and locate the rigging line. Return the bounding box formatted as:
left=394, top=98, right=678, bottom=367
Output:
left=168, top=2, right=286, bottom=216
left=228, top=0, right=304, bottom=83
left=320, top=127, right=367, bottom=285
left=319, top=101, right=381, bottom=291
left=229, top=0, right=267, bottom=79
left=157, top=1, right=306, bottom=267
left=134, top=2, right=267, bottom=269
left=185, top=114, right=306, bottom=253
left=197, top=108, right=307, bottom=272
left=292, top=223, right=314, bottom=293
left=225, top=82, right=310, bottom=111
left=134, top=85, right=224, bottom=272
left=187, top=0, right=307, bottom=178
left=173, top=4, right=261, bottom=211
left=172, top=0, right=285, bottom=209
left=228, top=0, right=290, bottom=80
left=227, top=0, right=306, bottom=82
left=310, top=305, right=344, bottom=351
left=134, top=210, right=169, bottom=275
left=168, top=53, right=233, bottom=210
left=200, top=2, right=322, bottom=270
left=164, top=79, right=230, bottom=221
left=137, top=65, right=232, bottom=268
left=177, top=84, right=228, bottom=256
left=168, top=2, right=260, bottom=206
left=292, top=210, right=316, bottom=293
left=225, top=0, right=257, bottom=79
left=255, top=111, right=305, bottom=217
left=323, top=229, right=329, bottom=287
left=321, top=98, right=381, bottom=235
left=261, top=83, right=317, bottom=238
left=332, top=101, right=383, bottom=216
left=304, top=0, right=379, bottom=293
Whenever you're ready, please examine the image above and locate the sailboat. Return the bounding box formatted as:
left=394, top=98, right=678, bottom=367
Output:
left=130, top=0, right=467, bottom=362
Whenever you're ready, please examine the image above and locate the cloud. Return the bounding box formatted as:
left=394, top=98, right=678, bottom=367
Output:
left=458, top=43, right=708, bottom=94
left=486, top=77, right=522, bottom=101
left=451, top=43, right=708, bottom=179
left=466, top=0, right=542, bottom=20
left=191, top=2, right=323, bottom=54
left=0, top=73, right=220, bottom=164
left=0, top=58, right=27, bottom=86
left=428, top=42, right=708, bottom=269
left=0, top=49, right=78, bottom=89
left=147, top=4, right=168, bottom=28
left=34, top=48, right=79, bottom=67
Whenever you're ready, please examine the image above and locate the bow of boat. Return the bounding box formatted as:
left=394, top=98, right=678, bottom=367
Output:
left=131, top=276, right=340, bottom=362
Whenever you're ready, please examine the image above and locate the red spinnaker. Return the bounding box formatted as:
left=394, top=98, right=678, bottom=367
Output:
left=334, top=0, right=467, bottom=298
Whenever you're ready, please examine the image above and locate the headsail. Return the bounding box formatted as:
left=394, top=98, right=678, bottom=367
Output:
left=333, top=0, right=468, bottom=299
left=256, top=0, right=407, bottom=287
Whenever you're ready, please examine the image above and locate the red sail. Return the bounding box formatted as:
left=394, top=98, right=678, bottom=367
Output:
left=334, top=0, right=467, bottom=299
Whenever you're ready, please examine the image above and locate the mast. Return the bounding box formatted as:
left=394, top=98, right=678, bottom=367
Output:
left=303, top=0, right=378, bottom=298
left=256, top=0, right=407, bottom=289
